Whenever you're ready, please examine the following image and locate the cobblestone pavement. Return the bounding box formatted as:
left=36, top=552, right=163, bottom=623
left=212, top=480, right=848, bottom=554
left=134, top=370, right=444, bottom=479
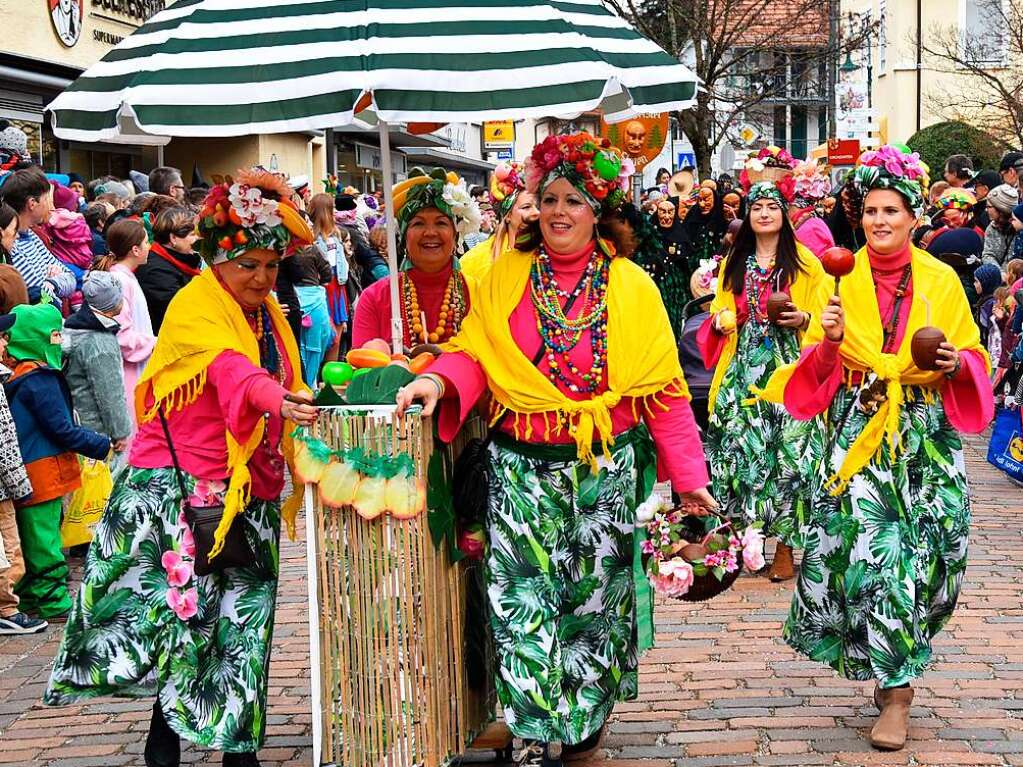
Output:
left=0, top=433, right=1020, bottom=766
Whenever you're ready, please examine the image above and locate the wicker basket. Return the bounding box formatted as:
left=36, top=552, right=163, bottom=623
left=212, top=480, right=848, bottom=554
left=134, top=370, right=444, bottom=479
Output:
left=306, top=405, right=493, bottom=767
left=745, top=166, right=793, bottom=185
left=643, top=515, right=743, bottom=603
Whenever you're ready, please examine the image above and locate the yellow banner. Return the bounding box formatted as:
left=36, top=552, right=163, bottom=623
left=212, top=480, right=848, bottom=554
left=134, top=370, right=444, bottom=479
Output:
left=483, top=120, right=515, bottom=148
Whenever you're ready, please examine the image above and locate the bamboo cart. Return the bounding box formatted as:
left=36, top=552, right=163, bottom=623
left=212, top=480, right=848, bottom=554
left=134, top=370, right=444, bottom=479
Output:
left=304, top=405, right=498, bottom=767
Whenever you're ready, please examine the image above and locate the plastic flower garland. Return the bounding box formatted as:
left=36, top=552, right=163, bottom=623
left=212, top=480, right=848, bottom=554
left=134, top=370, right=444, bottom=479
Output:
left=851, top=145, right=927, bottom=215
left=636, top=496, right=765, bottom=599
left=525, top=131, right=635, bottom=214
left=791, top=160, right=832, bottom=206
left=490, top=161, right=526, bottom=218
left=392, top=167, right=482, bottom=251
left=197, top=168, right=313, bottom=264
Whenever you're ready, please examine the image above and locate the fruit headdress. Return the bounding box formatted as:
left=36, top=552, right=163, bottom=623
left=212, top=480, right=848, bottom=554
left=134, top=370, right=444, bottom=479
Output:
left=197, top=167, right=313, bottom=264
left=746, top=180, right=794, bottom=210
left=850, top=145, right=927, bottom=216
left=391, top=167, right=482, bottom=251
left=525, top=131, right=634, bottom=214
left=489, top=161, right=526, bottom=219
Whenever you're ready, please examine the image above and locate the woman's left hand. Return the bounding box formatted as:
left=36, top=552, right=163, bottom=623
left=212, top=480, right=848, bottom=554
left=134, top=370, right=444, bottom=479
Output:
left=678, top=487, right=719, bottom=517
left=935, top=342, right=961, bottom=377
left=776, top=307, right=808, bottom=329
left=282, top=391, right=318, bottom=427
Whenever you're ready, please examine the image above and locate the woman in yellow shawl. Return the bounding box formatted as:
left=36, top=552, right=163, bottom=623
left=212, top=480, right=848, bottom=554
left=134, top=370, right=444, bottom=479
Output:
left=397, top=132, right=715, bottom=767
left=778, top=146, right=993, bottom=751
left=45, top=169, right=317, bottom=767
left=698, top=180, right=831, bottom=582
left=460, top=161, right=539, bottom=280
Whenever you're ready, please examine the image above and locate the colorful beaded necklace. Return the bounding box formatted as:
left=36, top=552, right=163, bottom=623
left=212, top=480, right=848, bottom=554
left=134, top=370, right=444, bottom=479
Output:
left=529, top=244, right=610, bottom=394
left=400, top=271, right=466, bottom=345
left=743, top=250, right=778, bottom=348
left=252, top=305, right=287, bottom=385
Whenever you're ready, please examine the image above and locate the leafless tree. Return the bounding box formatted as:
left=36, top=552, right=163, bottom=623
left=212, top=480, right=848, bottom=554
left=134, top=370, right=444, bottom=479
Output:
left=921, top=1, right=1023, bottom=146
left=605, top=0, right=874, bottom=176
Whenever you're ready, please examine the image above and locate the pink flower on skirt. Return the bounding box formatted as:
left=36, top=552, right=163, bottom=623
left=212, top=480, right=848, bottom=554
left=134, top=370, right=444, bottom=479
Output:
left=177, top=512, right=197, bottom=560
left=189, top=479, right=227, bottom=508
left=166, top=587, right=199, bottom=621
left=161, top=550, right=193, bottom=588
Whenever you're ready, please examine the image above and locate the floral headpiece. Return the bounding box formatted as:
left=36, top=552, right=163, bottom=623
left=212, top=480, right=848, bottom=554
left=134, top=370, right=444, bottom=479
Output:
left=749, top=145, right=798, bottom=171
left=525, top=131, right=634, bottom=214
left=747, top=180, right=793, bottom=210
left=490, top=161, right=526, bottom=219
left=935, top=188, right=976, bottom=211
left=851, top=145, right=927, bottom=215
left=391, top=167, right=481, bottom=251
left=197, top=168, right=313, bottom=264
left=791, top=161, right=832, bottom=206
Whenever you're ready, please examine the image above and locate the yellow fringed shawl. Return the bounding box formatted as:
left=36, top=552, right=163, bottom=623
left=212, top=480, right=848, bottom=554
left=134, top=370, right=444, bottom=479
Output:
left=444, top=247, right=690, bottom=470
left=707, top=243, right=832, bottom=412
left=757, top=244, right=989, bottom=493
left=135, top=268, right=307, bottom=558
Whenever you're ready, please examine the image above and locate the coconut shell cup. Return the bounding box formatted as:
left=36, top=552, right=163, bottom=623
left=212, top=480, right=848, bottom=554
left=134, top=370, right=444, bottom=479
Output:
left=911, top=326, right=947, bottom=371
left=766, top=291, right=794, bottom=325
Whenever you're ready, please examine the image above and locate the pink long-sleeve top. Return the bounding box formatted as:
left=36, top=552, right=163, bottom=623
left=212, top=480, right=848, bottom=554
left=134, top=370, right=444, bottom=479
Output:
left=353, top=263, right=471, bottom=349
left=783, top=242, right=992, bottom=432
left=696, top=274, right=779, bottom=370
left=110, top=263, right=156, bottom=429
left=427, top=244, right=710, bottom=494
left=129, top=325, right=293, bottom=501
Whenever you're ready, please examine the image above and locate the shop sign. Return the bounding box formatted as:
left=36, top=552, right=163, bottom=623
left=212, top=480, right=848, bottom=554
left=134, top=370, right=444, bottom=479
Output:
left=827, top=138, right=861, bottom=166
left=50, top=0, right=84, bottom=47
left=483, top=121, right=515, bottom=149
left=355, top=143, right=407, bottom=175
left=600, top=113, right=669, bottom=171
left=91, top=0, right=167, bottom=22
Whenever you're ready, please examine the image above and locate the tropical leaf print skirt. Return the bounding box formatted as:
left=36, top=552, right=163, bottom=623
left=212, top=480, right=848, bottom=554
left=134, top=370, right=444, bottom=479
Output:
left=44, top=466, right=281, bottom=753
left=485, top=433, right=647, bottom=745
left=706, top=320, right=811, bottom=543
left=784, top=384, right=970, bottom=687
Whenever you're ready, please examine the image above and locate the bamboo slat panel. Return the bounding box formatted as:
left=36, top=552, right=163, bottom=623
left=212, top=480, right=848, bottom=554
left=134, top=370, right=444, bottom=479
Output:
left=309, top=405, right=493, bottom=767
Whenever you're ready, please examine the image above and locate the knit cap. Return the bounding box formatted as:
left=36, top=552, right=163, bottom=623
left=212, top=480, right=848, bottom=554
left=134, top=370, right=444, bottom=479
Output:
left=988, top=184, right=1019, bottom=215
left=96, top=180, right=131, bottom=199
left=51, top=182, right=79, bottom=212
left=1012, top=203, right=1023, bottom=225
left=82, top=271, right=123, bottom=313
left=975, top=262, right=1003, bottom=296
left=0, top=122, right=28, bottom=157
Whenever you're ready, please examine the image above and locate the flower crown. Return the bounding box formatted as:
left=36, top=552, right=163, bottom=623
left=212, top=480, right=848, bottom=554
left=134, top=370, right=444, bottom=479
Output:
left=851, top=145, right=928, bottom=214
left=525, top=131, right=634, bottom=212
left=747, top=179, right=795, bottom=208
left=392, top=167, right=482, bottom=250
left=197, top=168, right=312, bottom=264
left=791, top=160, right=832, bottom=204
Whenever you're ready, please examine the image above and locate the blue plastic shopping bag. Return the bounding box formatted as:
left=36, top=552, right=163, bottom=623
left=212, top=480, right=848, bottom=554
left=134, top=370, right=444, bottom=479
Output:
left=987, top=407, right=1023, bottom=482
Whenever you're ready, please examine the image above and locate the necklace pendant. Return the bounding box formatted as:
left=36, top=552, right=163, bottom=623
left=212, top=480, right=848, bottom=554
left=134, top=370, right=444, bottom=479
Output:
left=763, top=335, right=773, bottom=350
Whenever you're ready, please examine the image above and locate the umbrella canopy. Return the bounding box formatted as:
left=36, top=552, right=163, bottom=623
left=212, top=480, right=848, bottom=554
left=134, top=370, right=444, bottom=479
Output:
left=48, top=0, right=698, bottom=141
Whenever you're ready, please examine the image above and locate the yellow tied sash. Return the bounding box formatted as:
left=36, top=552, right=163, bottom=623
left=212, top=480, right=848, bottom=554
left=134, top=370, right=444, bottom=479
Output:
left=707, top=243, right=832, bottom=412
left=135, top=268, right=308, bottom=557
left=764, top=245, right=988, bottom=493
left=445, top=247, right=690, bottom=470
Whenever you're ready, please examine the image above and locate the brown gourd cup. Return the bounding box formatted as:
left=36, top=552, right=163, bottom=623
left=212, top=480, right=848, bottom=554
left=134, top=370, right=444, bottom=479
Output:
left=766, top=291, right=794, bottom=325
left=911, top=326, right=946, bottom=371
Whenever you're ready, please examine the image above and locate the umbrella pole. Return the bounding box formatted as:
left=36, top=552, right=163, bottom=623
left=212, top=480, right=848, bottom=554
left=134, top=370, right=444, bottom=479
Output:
left=379, top=119, right=403, bottom=354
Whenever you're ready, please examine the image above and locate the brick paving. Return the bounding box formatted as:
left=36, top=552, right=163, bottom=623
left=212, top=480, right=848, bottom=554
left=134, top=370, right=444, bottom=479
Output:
left=0, top=433, right=1020, bottom=766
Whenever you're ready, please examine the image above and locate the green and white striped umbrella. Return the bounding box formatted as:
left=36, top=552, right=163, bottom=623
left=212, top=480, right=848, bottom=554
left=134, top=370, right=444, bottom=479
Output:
left=48, top=0, right=698, bottom=140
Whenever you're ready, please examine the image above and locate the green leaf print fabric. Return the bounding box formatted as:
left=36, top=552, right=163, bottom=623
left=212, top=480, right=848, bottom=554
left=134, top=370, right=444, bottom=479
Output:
left=706, top=319, right=812, bottom=543
left=44, top=467, right=281, bottom=753
left=485, top=438, right=644, bottom=745
left=783, top=384, right=970, bottom=688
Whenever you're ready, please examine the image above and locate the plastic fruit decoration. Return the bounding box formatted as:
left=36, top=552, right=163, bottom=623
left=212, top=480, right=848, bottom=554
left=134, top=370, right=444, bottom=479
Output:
left=766, top=291, right=794, bottom=325
left=409, top=352, right=436, bottom=374
left=717, top=309, right=737, bottom=333
left=293, top=439, right=330, bottom=484
left=321, top=361, right=354, bottom=386
left=346, top=348, right=391, bottom=369
left=820, top=247, right=856, bottom=293
left=318, top=460, right=361, bottom=508
left=410, top=343, right=443, bottom=357
left=353, top=474, right=389, bottom=520
left=363, top=338, right=391, bottom=354
left=385, top=475, right=427, bottom=519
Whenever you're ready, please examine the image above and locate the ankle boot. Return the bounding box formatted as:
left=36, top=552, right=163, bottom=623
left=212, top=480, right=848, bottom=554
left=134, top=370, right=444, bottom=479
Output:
left=767, top=542, right=795, bottom=582
left=144, top=702, right=181, bottom=767
left=870, top=685, right=914, bottom=750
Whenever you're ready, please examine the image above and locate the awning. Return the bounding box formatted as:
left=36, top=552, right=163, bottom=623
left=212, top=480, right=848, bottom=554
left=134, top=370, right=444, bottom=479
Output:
left=398, top=146, right=496, bottom=173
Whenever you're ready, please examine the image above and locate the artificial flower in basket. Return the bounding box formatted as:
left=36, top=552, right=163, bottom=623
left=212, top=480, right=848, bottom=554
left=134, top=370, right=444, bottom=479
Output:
left=740, top=145, right=798, bottom=189
left=637, top=495, right=765, bottom=602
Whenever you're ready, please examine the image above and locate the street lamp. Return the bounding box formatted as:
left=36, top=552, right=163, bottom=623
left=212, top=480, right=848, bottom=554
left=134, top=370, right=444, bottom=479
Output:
left=839, top=52, right=858, bottom=74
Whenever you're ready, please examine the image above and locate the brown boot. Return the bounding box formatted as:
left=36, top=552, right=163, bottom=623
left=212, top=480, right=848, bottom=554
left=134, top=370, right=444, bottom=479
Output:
left=767, top=542, right=795, bottom=582
left=870, top=685, right=914, bottom=750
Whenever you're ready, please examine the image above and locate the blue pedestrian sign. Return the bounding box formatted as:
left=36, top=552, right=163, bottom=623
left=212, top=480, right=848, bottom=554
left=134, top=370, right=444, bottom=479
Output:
left=676, top=152, right=696, bottom=170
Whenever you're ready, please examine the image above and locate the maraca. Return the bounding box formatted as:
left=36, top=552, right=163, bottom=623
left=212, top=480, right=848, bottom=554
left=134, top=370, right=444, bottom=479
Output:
left=820, top=247, right=855, bottom=294
left=766, top=291, right=794, bottom=325
left=911, top=296, right=947, bottom=371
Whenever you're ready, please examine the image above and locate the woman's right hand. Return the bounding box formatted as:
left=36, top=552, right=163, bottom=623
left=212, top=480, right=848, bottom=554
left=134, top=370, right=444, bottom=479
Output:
left=281, top=391, right=318, bottom=427
left=395, top=376, right=443, bottom=417
left=821, top=295, right=845, bottom=342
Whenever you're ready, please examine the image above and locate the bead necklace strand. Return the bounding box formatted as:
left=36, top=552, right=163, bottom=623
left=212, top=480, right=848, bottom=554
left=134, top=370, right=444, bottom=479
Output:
left=401, top=271, right=466, bottom=344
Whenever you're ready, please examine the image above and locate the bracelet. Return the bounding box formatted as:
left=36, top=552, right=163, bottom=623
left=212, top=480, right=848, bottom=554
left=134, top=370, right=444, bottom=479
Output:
left=419, top=373, right=445, bottom=398
left=945, top=355, right=962, bottom=379
left=801, top=312, right=811, bottom=331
